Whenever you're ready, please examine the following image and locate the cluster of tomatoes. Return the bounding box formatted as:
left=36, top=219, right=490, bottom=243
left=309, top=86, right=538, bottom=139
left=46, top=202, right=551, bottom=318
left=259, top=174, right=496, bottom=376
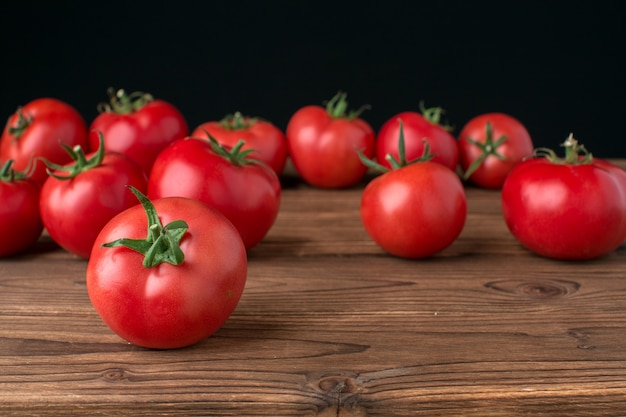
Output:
left=1, top=89, right=625, bottom=349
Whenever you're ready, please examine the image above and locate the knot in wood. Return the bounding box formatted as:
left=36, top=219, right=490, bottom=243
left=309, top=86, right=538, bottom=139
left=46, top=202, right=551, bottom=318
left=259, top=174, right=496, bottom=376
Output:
left=319, top=376, right=357, bottom=394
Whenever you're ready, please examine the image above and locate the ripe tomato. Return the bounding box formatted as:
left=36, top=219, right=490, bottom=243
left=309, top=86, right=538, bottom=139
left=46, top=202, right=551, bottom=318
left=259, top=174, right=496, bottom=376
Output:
left=0, top=160, right=43, bottom=256
left=89, top=88, right=189, bottom=175
left=501, top=134, right=626, bottom=260
left=458, top=113, right=534, bottom=189
left=39, top=134, right=148, bottom=259
left=148, top=136, right=281, bottom=250
left=191, top=112, right=287, bottom=176
left=87, top=187, right=247, bottom=349
left=376, top=104, right=459, bottom=172
left=286, top=92, right=375, bottom=188
left=0, top=98, right=88, bottom=185
left=359, top=122, right=467, bottom=258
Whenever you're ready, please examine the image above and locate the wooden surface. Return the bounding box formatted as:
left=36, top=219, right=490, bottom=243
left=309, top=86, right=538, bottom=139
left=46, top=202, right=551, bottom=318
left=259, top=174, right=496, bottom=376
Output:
left=1, top=162, right=626, bottom=416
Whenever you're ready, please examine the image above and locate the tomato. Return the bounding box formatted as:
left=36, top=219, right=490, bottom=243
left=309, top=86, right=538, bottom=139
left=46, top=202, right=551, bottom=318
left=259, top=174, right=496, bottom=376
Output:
left=39, top=134, right=148, bottom=259
left=286, top=92, right=375, bottom=188
left=376, top=104, right=459, bottom=172
left=89, top=88, right=189, bottom=175
left=0, top=98, right=88, bottom=185
left=359, top=122, right=467, bottom=258
left=457, top=113, right=534, bottom=189
left=87, top=187, right=247, bottom=349
left=148, top=136, right=281, bottom=250
left=0, top=160, right=43, bottom=256
left=191, top=112, right=287, bottom=176
left=501, top=134, right=626, bottom=260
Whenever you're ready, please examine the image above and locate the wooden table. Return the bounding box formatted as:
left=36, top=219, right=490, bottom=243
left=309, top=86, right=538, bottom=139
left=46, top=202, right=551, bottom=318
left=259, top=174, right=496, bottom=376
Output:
left=2, top=162, right=626, bottom=416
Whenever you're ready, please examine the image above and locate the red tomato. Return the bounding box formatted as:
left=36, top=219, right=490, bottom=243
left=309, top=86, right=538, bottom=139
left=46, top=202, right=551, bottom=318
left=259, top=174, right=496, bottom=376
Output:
left=457, top=113, right=534, bottom=189
left=148, top=137, right=281, bottom=250
left=0, top=160, right=43, bottom=256
left=286, top=92, right=375, bottom=188
left=39, top=135, right=148, bottom=259
left=191, top=112, right=287, bottom=176
left=87, top=187, right=247, bottom=349
left=376, top=104, right=459, bottom=172
left=501, top=135, right=626, bottom=260
left=0, top=98, right=88, bottom=185
left=359, top=123, right=467, bottom=258
left=89, top=88, right=189, bottom=175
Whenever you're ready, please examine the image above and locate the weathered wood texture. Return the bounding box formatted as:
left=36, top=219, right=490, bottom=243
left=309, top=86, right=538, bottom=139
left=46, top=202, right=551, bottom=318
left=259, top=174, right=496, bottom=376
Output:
left=1, top=162, right=626, bottom=416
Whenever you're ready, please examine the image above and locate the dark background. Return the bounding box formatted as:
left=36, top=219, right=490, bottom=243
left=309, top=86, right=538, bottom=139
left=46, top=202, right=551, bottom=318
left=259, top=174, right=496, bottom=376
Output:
left=2, top=1, right=624, bottom=157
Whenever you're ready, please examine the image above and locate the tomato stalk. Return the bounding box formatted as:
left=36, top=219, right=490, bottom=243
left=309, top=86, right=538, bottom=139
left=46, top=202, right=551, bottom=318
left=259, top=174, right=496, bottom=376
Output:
left=219, top=112, right=257, bottom=130
left=534, top=133, right=593, bottom=165
left=6, top=107, right=34, bottom=140
left=102, top=186, right=189, bottom=267
left=204, top=134, right=261, bottom=166
left=325, top=91, right=370, bottom=120
left=419, top=101, right=453, bottom=132
left=358, top=120, right=434, bottom=173
left=97, top=88, right=154, bottom=115
left=43, top=132, right=106, bottom=179
left=462, top=121, right=508, bottom=179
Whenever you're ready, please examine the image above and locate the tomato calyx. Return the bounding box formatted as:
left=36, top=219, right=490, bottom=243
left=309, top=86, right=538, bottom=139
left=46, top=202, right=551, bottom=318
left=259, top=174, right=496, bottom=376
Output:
left=97, top=87, right=154, bottom=115
left=358, top=120, right=434, bottom=173
left=534, top=133, right=593, bottom=165
left=462, top=121, right=508, bottom=179
left=325, top=91, right=370, bottom=120
left=43, top=132, right=106, bottom=180
left=419, top=101, right=453, bottom=132
left=0, top=160, right=27, bottom=182
left=204, top=134, right=261, bottom=167
left=6, top=107, right=34, bottom=141
left=218, top=112, right=257, bottom=130
left=102, top=186, right=189, bottom=267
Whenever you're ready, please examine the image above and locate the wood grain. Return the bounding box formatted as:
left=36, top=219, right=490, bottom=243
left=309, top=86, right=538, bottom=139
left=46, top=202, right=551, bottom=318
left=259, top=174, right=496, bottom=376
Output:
left=1, top=162, right=626, bottom=416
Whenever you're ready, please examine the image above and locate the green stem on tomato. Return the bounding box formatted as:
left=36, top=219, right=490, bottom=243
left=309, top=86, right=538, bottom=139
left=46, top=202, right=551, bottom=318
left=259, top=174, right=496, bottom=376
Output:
left=419, top=101, right=454, bottom=132
left=358, top=119, right=434, bottom=173
left=96, top=88, right=154, bottom=114
left=219, top=111, right=257, bottom=130
left=43, top=132, right=106, bottom=180
left=325, top=91, right=370, bottom=120
left=102, top=186, right=189, bottom=267
left=7, top=107, right=33, bottom=141
left=462, top=121, right=508, bottom=180
left=534, top=133, right=593, bottom=165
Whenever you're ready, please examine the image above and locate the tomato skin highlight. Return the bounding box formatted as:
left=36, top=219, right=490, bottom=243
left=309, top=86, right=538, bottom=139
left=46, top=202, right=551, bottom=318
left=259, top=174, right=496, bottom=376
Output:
left=0, top=98, right=88, bottom=185
left=0, top=164, right=43, bottom=257
left=376, top=111, right=459, bottom=172
left=39, top=152, right=148, bottom=259
left=360, top=162, right=467, bottom=259
left=87, top=197, right=247, bottom=349
left=457, top=112, right=534, bottom=189
left=501, top=158, right=626, bottom=260
left=148, top=137, right=281, bottom=250
left=286, top=97, right=376, bottom=189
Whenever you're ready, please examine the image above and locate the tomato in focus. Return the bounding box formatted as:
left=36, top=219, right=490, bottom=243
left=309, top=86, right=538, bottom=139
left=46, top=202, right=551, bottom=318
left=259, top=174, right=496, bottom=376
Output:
left=87, top=187, right=247, bottom=349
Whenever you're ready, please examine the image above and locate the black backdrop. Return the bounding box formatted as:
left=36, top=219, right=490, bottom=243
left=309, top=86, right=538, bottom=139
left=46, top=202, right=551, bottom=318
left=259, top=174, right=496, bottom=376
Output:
left=2, top=1, right=624, bottom=157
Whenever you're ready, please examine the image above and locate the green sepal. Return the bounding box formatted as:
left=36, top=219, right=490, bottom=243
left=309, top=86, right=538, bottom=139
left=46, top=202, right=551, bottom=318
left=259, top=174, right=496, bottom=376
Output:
left=204, top=133, right=260, bottom=166
left=534, top=133, right=593, bottom=165
left=219, top=111, right=257, bottom=130
left=6, top=107, right=33, bottom=141
left=462, top=121, right=509, bottom=180
left=44, top=132, right=106, bottom=180
left=325, top=91, right=370, bottom=120
left=358, top=119, right=434, bottom=173
left=101, top=186, right=189, bottom=268
left=96, top=87, right=154, bottom=115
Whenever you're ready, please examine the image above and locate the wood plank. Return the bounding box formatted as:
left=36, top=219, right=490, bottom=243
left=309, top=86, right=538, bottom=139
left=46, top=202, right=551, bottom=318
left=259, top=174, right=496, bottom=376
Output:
left=1, top=161, right=625, bottom=415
